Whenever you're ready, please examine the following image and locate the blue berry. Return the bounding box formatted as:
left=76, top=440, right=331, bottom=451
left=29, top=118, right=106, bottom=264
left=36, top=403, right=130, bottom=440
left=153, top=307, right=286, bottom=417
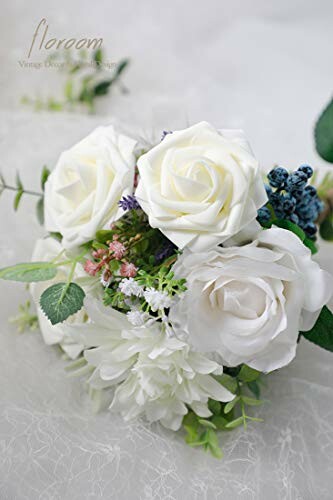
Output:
left=267, top=167, right=289, bottom=189
left=257, top=206, right=271, bottom=223
left=297, top=164, right=313, bottom=179
left=302, top=222, right=317, bottom=237
left=304, top=185, right=317, bottom=198
left=289, top=213, right=299, bottom=225
left=285, top=171, right=308, bottom=192
left=283, top=194, right=296, bottom=215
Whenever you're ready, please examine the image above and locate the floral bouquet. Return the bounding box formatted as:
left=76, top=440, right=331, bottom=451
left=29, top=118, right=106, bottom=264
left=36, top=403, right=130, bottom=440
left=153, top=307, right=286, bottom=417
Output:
left=1, top=121, right=333, bottom=458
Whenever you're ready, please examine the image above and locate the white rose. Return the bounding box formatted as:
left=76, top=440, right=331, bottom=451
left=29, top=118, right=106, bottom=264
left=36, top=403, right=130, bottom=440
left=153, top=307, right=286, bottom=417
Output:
left=30, top=238, right=96, bottom=359
left=45, top=125, right=136, bottom=249
left=169, top=228, right=333, bottom=372
left=136, top=122, right=267, bottom=251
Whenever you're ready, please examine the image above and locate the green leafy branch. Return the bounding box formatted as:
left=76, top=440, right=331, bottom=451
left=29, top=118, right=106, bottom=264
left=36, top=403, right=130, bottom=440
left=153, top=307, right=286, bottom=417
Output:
left=21, top=49, right=130, bottom=114
left=0, top=166, right=50, bottom=224
left=182, top=365, right=264, bottom=459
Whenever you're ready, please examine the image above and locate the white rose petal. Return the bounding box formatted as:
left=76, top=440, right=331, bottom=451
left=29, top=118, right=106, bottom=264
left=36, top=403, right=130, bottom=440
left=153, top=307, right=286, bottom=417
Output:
left=169, top=227, right=333, bottom=373
left=136, top=121, right=267, bottom=251
left=44, top=125, right=136, bottom=249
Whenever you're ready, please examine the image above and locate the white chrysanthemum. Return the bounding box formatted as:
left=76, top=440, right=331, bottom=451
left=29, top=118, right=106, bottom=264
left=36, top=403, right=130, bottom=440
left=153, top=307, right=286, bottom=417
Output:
left=143, top=288, right=173, bottom=311
left=71, top=298, right=234, bottom=430
left=119, top=278, right=144, bottom=297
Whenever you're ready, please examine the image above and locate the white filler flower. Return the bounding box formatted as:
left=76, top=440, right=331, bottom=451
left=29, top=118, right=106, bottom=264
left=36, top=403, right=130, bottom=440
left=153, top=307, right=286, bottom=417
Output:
left=170, top=227, right=333, bottom=373
left=44, top=125, right=136, bottom=249
left=136, top=122, right=267, bottom=251
left=70, top=298, right=234, bottom=430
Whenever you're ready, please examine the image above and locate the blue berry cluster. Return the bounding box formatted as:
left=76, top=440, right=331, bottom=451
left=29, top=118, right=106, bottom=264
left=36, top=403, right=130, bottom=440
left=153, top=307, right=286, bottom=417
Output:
left=257, top=165, right=324, bottom=238
left=118, top=195, right=141, bottom=211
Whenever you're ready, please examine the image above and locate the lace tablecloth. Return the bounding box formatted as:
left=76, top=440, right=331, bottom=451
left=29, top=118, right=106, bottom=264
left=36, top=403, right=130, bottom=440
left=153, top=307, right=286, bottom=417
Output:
left=0, top=112, right=333, bottom=500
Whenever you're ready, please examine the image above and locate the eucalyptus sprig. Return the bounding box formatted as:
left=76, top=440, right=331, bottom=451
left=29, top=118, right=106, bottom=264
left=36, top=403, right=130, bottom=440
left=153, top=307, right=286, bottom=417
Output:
left=0, top=166, right=50, bottom=224
left=21, top=49, right=130, bottom=114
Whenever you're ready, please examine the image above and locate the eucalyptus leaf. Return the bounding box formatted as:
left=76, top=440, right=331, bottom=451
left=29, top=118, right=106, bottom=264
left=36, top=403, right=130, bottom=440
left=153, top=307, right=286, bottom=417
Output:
left=0, top=262, right=57, bottom=282
left=225, top=417, right=244, bottom=429
left=224, top=396, right=240, bottom=414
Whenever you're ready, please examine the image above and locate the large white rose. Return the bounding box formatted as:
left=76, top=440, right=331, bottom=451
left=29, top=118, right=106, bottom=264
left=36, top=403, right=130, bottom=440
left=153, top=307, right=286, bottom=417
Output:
left=30, top=238, right=97, bottom=358
left=45, top=125, right=136, bottom=249
left=136, top=122, right=267, bottom=251
left=169, top=228, right=333, bottom=372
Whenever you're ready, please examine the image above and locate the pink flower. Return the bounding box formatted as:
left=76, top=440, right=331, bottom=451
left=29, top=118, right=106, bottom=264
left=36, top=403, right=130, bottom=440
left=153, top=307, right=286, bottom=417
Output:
left=92, top=248, right=107, bottom=259
left=109, top=240, right=126, bottom=260
left=84, top=259, right=99, bottom=276
left=120, top=262, right=138, bottom=278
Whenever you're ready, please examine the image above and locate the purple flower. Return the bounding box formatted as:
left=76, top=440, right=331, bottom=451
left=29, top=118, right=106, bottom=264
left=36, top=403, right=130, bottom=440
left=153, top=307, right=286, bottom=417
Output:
left=118, top=195, right=141, bottom=211
left=155, top=241, right=177, bottom=263
left=161, top=130, right=173, bottom=141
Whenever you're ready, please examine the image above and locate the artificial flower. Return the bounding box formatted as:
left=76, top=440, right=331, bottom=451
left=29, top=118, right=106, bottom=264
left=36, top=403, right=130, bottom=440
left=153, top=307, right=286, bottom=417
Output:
left=44, top=125, right=136, bottom=249
left=70, top=298, right=234, bottom=430
left=136, top=121, right=267, bottom=251
left=169, top=227, right=333, bottom=372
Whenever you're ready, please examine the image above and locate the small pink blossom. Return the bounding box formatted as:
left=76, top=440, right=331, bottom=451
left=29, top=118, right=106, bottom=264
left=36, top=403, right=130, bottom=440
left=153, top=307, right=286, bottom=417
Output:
left=120, top=262, right=138, bottom=278
left=109, top=240, right=126, bottom=260
left=84, top=259, right=99, bottom=276
left=92, top=248, right=107, bottom=259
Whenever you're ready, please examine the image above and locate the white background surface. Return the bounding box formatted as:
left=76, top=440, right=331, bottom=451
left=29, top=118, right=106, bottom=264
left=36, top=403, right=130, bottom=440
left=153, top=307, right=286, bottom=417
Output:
left=1, top=1, right=333, bottom=499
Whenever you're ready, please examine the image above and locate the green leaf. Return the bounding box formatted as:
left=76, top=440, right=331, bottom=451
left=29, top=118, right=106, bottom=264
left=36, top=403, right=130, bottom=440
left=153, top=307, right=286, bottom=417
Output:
left=40, top=165, right=50, bottom=191
left=36, top=197, right=44, bottom=225
left=247, top=380, right=261, bottom=399
left=238, top=365, right=261, bottom=383
left=301, top=306, right=333, bottom=352
left=40, top=282, right=85, bottom=325
left=114, top=58, right=129, bottom=78
left=319, top=214, right=333, bottom=241
left=272, top=219, right=305, bottom=242
left=198, top=419, right=217, bottom=430
left=93, top=79, right=113, bottom=96
left=94, top=48, right=103, bottom=67
left=303, top=236, right=318, bottom=254
left=315, top=98, right=333, bottom=163
left=224, top=396, right=240, bottom=414
left=225, top=417, right=244, bottom=429
left=241, top=396, right=263, bottom=406
left=16, top=172, right=23, bottom=191
left=95, top=230, right=114, bottom=243
left=214, top=373, right=238, bottom=394
left=211, top=415, right=229, bottom=430
left=208, top=399, right=222, bottom=415
left=14, top=189, right=23, bottom=211
left=0, top=262, right=57, bottom=282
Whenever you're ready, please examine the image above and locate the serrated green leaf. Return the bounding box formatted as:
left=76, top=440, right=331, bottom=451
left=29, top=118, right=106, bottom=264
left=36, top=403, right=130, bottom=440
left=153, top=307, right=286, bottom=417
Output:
left=224, top=396, right=240, bottom=414
left=0, top=262, right=57, bottom=282
left=14, top=189, right=23, bottom=211
left=40, top=166, right=50, bottom=191
left=36, top=197, right=44, bottom=225
left=40, top=282, right=85, bottom=325
left=238, top=365, right=261, bottom=383
left=225, top=417, right=244, bottom=429
left=315, top=98, right=333, bottom=163
left=301, top=306, right=333, bottom=352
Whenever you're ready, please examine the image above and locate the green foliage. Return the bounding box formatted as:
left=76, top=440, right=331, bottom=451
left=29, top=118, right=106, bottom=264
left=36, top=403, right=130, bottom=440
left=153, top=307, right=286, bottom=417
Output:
left=14, top=173, right=24, bottom=211
left=40, top=282, right=85, bottom=325
left=315, top=97, right=333, bottom=163
left=182, top=365, right=265, bottom=458
left=0, top=262, right=57, bottom=282
left=40, top=165, right=50, bottom=191
left=21, top=50, right=130, bottom=114
left=36, top=197, right=44, bottom=225
left=301, top=306, right=333, bottom=352
left=9, top=300, right=38, bottom=333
